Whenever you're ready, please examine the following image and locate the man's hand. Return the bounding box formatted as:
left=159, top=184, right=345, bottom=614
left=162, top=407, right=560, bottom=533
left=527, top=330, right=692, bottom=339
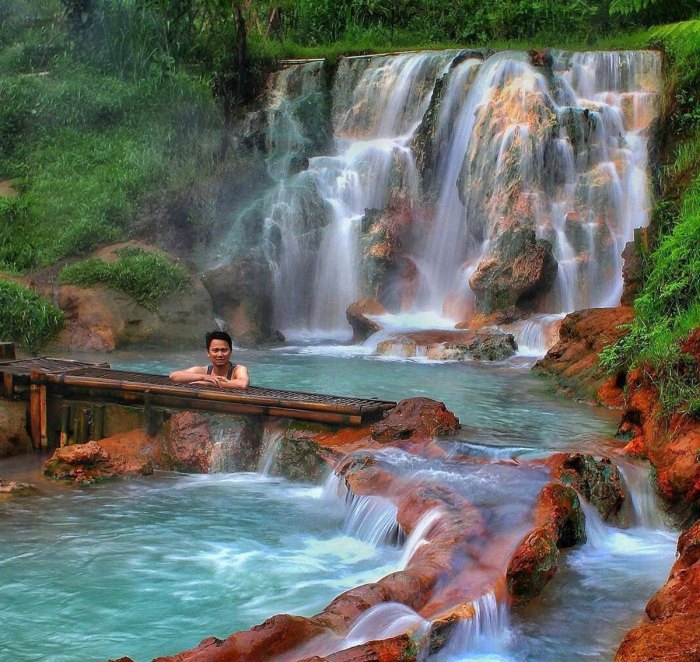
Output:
left=192, top=374, right=229, bottom=388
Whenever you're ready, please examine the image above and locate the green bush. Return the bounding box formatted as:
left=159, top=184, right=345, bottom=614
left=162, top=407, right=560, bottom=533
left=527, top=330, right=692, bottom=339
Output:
left=58, top=247, right=190, bottom=310
left=0, top=279, right=64, bottom=351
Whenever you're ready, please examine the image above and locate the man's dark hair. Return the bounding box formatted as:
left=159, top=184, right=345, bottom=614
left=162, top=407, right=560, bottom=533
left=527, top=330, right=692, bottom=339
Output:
left=205, top=330, right=233, bottom=350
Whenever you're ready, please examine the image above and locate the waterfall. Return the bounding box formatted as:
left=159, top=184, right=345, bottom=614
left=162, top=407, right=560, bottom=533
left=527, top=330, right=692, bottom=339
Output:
left=434, top=591, right=511, bottom=660
left=241, top=49, right=659, bottom=341
left=344, top=493, right=405, bottom=546
left=617, top=460, right=670, bottom=531
left=257, top=427, right=286, bottom=476
left=342, top=602, right=429, bottom=650
left=400, top=507, right=444, bottom=567
left=258, top=52, right=460, bottom=337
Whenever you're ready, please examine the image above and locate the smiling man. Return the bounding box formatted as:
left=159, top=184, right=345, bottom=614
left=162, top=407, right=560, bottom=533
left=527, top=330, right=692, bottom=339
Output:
left=168, top=330, right=249, bottom=389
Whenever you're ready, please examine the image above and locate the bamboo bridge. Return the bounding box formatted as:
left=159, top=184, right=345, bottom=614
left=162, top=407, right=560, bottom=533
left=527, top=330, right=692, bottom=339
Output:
left=0, top=344, right=395, bottom=451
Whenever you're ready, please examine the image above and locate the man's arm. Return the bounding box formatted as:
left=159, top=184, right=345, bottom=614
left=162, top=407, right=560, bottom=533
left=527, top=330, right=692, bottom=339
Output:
left=168, top=365, right=249, bottom=389
left=225, top=365, right=249, bottom=390
left=168, top=366, right=211, bottom=384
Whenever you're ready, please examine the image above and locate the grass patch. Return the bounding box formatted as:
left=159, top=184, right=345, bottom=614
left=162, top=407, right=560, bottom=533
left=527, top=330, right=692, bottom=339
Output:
left=0, top=279, right=63, bottom=351
left=58, top=246, right=190, bottom=310
left=0, top=51, right=223, bottom=269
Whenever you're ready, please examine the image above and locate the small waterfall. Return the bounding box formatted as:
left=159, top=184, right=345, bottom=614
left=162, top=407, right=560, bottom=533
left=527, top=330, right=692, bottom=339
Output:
left=617, top=461, right=670, bottom=531
left=434, top=591, right=511, bottom=660
left=579, top=498, right=612, bottom=548
left=400, top=508, right=444, bottom=567
left=257, top=428, right=286, bottom=476
left=342, top=602, right=429, bottom=650
left=344, top=493, right=405, bottom=546
left=506, top=313, right=564, bottom=357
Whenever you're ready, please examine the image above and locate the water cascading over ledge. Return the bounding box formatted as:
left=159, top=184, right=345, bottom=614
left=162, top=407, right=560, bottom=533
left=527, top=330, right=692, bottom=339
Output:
left=230, top=49, right=660, bottom=343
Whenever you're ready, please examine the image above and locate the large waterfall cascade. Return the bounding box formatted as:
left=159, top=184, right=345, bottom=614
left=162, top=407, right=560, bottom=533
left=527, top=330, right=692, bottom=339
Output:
left=236, top=49, right=660, bottom=346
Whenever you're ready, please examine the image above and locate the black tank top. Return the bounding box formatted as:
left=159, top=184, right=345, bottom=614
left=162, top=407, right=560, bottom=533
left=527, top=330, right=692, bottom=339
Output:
left=207, top=363, right=236, bottom=379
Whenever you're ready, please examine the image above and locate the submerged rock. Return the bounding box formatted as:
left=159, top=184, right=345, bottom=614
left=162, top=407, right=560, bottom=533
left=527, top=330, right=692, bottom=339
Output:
left=374, top=328, right=517, bottom=361
left=0, top=478, right=37, bottom=497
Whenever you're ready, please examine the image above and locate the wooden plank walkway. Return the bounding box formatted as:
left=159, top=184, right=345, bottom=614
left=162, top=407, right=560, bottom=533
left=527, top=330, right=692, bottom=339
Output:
left=0, top=357, right=396, bottom=427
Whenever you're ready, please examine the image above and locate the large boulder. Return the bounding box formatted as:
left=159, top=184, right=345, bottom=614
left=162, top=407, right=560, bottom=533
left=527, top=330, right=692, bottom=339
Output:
left=360, top=206, right=418, bottom=310
left=371, top=397, right=459, bottom=444
left=469, top=227, right=558, bottom=315
left=535, top=483, right=586, bottom=548
left=505, top=483, right=585, bottom=607
left=43, top=243, right=215, bottom=351
left=506, top=527, right=559, bottom=606
left=48, top=278, right=214, bottom=351
left=202, top=256, right=279, bottom=346
left=162, top=412, right=263, bottom=473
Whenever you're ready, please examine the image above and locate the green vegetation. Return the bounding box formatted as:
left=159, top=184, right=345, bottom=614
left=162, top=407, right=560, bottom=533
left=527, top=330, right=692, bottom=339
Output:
left=0, top=280, right=64, bottom=351
left=58, top=247, right=190, bottom=310
left=0, top=0, right=222, bottom=272
left=600, top=19, right=700, bottom=418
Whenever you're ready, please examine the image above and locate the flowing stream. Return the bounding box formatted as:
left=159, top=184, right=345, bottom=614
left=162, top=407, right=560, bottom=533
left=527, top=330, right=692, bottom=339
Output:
left=0, top=348, right=676, bottom=661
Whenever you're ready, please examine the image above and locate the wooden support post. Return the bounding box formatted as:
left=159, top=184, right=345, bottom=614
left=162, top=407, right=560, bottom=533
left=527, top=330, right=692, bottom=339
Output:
left=0, top=342, right=15, bottom=360
left=40, top=383, right=48, bottom=450
left=60, top=404, right=71, bottom=447
left=92, top=404, right=105, bottom=440
left=29, top=370, right=42, bottom=450
left=73, top=416, right=82, bottom=446
left=80, top=408, right=90, bottom=443
left=2, top=373, right=13, bottom=399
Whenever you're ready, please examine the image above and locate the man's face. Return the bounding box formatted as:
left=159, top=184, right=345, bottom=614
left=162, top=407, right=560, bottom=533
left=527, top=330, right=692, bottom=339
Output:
left=208, top=339, right=232, bottom=367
